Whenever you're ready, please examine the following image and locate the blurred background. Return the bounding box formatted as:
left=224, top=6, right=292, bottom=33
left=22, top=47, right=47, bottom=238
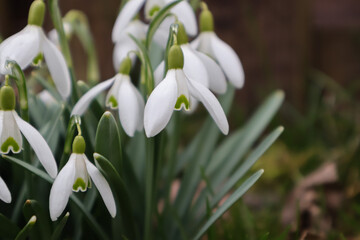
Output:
left=1, top=0, right=360, bottom=239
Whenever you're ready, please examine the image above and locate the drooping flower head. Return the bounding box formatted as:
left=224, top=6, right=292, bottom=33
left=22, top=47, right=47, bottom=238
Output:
left=191, top=3, right=245, bottom=89
left=0, top=0, right=71, bottom=99
left=72, top=57, right=144, bottom=137
left=144, top=40, right=229, bottom=137
left=49, top=134, right=116, bottom=221
left=0, top=82, right=58, bottom=178
left=155, top=21, right=227, bottom=95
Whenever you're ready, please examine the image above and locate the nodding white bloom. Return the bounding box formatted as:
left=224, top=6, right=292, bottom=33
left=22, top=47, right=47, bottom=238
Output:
left=144, top=44, right=229, bottom=137
left=145, top=0, right=197, bottom=39
left=155, top=21, right=227, bottom=95
left=71, top=57, right=144, bottom=137
left=49, top=136, right=116, bottom=221
left=0, top=0, right=71, bottom=100
left=113, top=20, right=147, bottom=71
left=191, top=5, right=244, bottom=89
left=0, top=176, right=11, bottom=203
left=111, top=0, right=147, bottom=71
left=0, top=85, right=58, bottom=178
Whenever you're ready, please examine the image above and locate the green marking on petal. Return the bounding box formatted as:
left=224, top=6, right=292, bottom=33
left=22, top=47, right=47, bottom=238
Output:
left=72, top=178, right=87, bottom=192
left=149, top=5, right=160, bottom=17
left=32, top=53, right=43, bottom=66
left=175, top=95, right=190, bottom=110
left=108, top=95, right=118, bottom=108
left=1, top=137, right=20, bottom=153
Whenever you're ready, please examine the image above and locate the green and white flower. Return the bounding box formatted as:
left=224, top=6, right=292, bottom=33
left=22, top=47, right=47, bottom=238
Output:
left=49, top=136, right=116, bottom=221
left=71, top=57, right=144, bottom=137
left=191, top=3, right=244, bottom=89
left=0, top=0, right=71, bottom=99
left=0, top=175, right=11, bottom=203
left=0, top=85, right=58, bottom=178
left=144, top=44, right=229, bottom=137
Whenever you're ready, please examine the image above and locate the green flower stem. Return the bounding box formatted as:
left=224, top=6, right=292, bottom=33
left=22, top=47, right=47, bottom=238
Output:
left=6, top=60, right=33, bottom=197
left=64, top=10, right=100, bottom=85
left=47, top=0, right=79, bottom=104
left=59, top=115, right=80, bottom=169
left=144, top=137, right=155, bottom=240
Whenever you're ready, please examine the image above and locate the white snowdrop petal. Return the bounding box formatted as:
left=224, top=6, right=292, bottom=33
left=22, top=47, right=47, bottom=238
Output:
left=211, top=34, right=244, bottom=88
left=188, top=79, right=229, bottom=134
left=42, top=31, right=71, bottom=99
left=0, top=111, right=22, bottom=154
left=0, top=25, right=41, bottom=74
left=112, top=0, right=145, bottom=42
left=144, top=70, right=178, bottom=137
left=71, top=78, right=115, bottom=116
left=195, top=51, right=227, bottom=94
left=49, top=155, right=76, bottom=221
left=0, top=176, right=11, bottom=203
left=117, top=76, right=144, bottom=136
left=154, top=61, right=165, bottom=86
left=181, top=44, right=209, bottom=87
left=85, top=157, right=116, bottom=218
left=171, top=1, right=197, bottom=36
left=14, top=112, right=58, bottom=178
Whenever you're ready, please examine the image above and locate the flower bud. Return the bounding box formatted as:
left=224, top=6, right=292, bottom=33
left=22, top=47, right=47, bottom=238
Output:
left=72, top=136, right=86, bottom=154
left=168, top=45, right=184, bottom=69
left=0, top=85, right=16, bottom=111
left=118, top=57, right=132, bottom=75
left=28, top=0, right=46, bottom=26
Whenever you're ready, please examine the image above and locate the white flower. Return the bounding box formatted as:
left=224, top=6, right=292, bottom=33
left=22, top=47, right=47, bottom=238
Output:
left=71, top=58, right=144, bottom=137
left=0, top=0, right=71, bottom=100
left=145, top=0, right=197, bottom=37
left=0, top=85, right=58, bottom=178
left=112, top=20, right=147, bottom=71
left=0, top=175, right=11, bottom=203
left=144, top=45, right=229, bottom=137
left=191, top=5, right=244, bottom=89
left=49, top=136, right=116, bottom=221
left=154, top=22, right=227, bottom=95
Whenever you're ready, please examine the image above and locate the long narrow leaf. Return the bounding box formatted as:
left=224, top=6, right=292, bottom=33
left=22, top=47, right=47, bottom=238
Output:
left=0, top=213, right=20, bottom=239
left=15, top=215, right=37, bottom=240
left=193, top=170, right=264, bottom=240
left=51, top=212, right=70, bottom=240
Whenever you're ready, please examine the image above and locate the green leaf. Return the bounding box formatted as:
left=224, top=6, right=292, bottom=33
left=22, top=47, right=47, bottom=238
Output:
left=94, top=153, right=137, bottom=240
left=95, top=111, right=123, bottom=175
left=207, top=90, right=284, bottom=187
left=193, top=170, right=264, bottom=240
left=192, top=126, right=284, bottom=219
left=0, top=213, right=20, bottom=239
left=145, top=0, right=182, bottom=49
left=51, top=212, right=70, bottom=240
left=15, top=215, right=37, bottom=240
left=23, top=199, right=51, bottom=240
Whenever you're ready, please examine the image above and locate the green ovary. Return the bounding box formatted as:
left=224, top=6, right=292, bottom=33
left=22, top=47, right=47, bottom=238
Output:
left=73, top=178, right=87, bottom=192
left=1, top=137, right=20, bottom=153
left=108, top=95, right=118, bottom=108
left=175, top=95, right=190, bottom=110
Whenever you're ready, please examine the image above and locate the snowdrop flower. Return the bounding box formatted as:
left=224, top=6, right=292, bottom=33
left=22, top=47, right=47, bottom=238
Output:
left=155, top=21, right=227, bottom=94
left=111, top=0, right=147, bottom=70
left=0, top=84, right=58, bottom=178
left=72, top=57, right=144, bottom=137
left=49, top=135, right=116, bottom=221
left=191, top=3, right=244, bottom=89
left=144, top=43, right=229, bottom=137
left=0, top=0, right=71, bottom=99
left=145, top=0, right=197, bottom=38
left=0, top=176, right=11, bottom=203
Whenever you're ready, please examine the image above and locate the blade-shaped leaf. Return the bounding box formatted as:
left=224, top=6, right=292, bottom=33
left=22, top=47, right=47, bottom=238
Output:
left=15, top=215, right=37, bottom=240
left=0, top=213, right=20, bottom=239
left=23, top=199, right=51, bottom=240
left=51, top=212, right=70, bottom=240
left=95, top=111, right=123, bottom=174
left=193, top=170, right=264, bottom=240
